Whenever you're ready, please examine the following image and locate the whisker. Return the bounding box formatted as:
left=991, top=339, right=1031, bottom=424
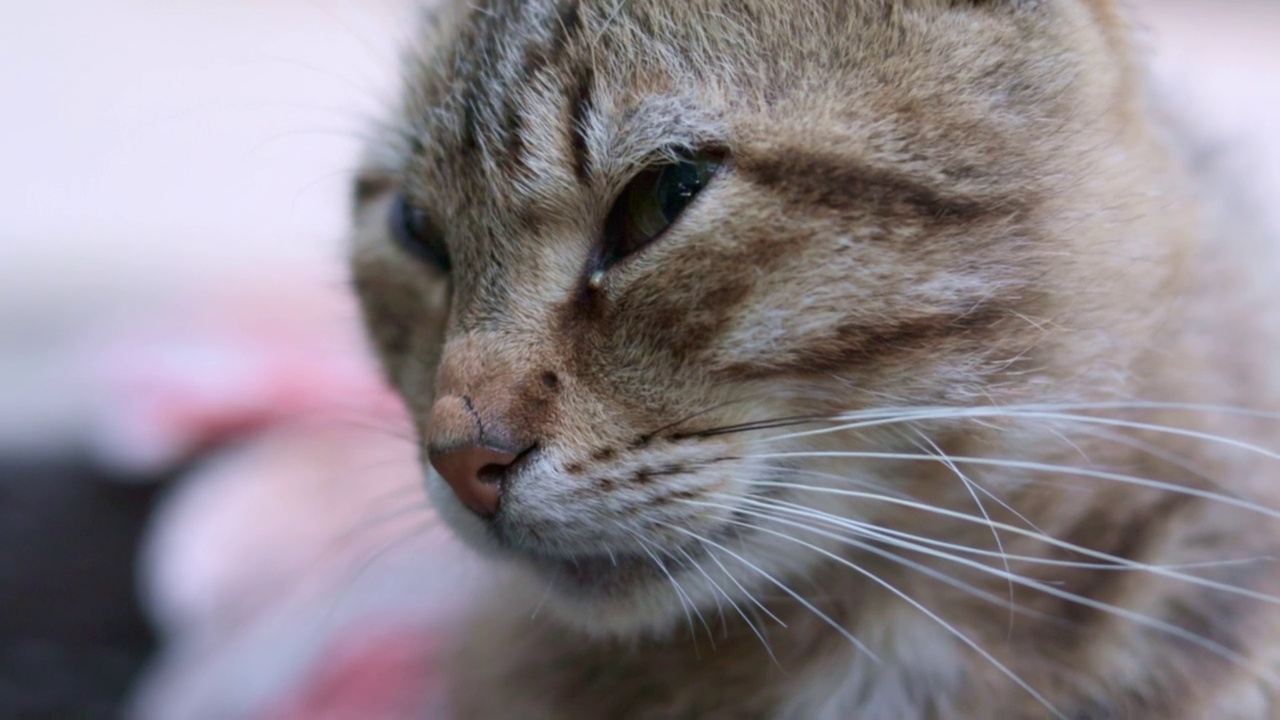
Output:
left=754, top=402, right=1280, bottom=451
left=703, top=494, right=1059, bottom=620
left=909, top=431, right=1017, bottom=637
left=703, top=458, right=908, bottom=500
left=703, top=501, right=1274, bottom=681
left=688, top=553, right=783, bottom=664
left=672, top=545, right=728, bottom=635
left=529, top=581, right=555, bottom=621
left=700, top=508, right=1066, bottom=719
left=1067, top=424, right=1217, bottom=485
left=710, top=457, right=1260, bottom=574
left=641, top=398, right=766, bottom=442
left=732, top=491, right=1264, bottom=574
left=721, top=483, right=1280, bottom=605
left=759, top=463, right=911, bottom=499
left=701, top=546, right=789, bottom=630
left=1003, top=410, right=1280, bottom=467
left=620, top=525, right=709, bottom=649
left=745, top=406, right=990, bottom=445
left=681, top=414, right=830, bottom=440
left=744, top=450, right=1280, bottom=521
left=706, top=501, right=1267, bottom=699
left=657, top=521, right=880, bottom=661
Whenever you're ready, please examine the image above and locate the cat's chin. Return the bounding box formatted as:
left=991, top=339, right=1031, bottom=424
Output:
left=511, top=555, right=706, bottom=638
left=528, top=550, right=662, bottom=597
left=432, top=507, right=700, bottom=636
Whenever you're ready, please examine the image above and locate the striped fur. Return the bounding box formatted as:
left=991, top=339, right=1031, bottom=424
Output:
left=349, top=1, right=1280, bottom=717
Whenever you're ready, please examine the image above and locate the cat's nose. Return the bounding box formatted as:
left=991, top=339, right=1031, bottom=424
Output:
left=426, top=395, right=530, bottom=517
left=429, top=444, right=520, bottom=517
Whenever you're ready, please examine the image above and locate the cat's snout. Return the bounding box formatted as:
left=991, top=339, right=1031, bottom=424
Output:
left=426, top=394, right=532, bottom=517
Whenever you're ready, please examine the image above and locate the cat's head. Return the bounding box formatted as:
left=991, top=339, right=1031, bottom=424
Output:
left=350, top=0, right=1179, bottom=635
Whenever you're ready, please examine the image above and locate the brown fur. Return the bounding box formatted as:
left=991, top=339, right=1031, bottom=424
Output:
left=349, top=1, right=1280, bottom=717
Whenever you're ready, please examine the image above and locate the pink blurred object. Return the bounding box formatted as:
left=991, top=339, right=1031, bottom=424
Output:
left=127, top=421, right=472, bottom=719
left=263, top=624, right=448, bottom=720
left=92, top=331, right=396, bottom=472
left=104, top=284, right=473, bottom=719
left=83, top=285, right=404, bottom=474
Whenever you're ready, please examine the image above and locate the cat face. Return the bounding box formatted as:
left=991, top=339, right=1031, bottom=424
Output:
left=350, top=0, right=1163, bottom=635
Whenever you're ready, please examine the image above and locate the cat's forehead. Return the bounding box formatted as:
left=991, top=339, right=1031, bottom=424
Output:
left=406, top=2, right=638, bottom=177
left=398, top=0, right=752, bottom=227
left=389, top=0, right=1081, bottom=233
left=399, top=1, right=1062, bottom=168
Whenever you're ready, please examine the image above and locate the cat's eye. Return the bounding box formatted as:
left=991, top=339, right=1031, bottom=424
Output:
left=599, top=150, right=724, bottom=271
left=388, top=193, right=451, bottom=273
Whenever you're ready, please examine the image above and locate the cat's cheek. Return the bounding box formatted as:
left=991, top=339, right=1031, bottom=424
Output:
left=350, top=263, right=450, bottom=392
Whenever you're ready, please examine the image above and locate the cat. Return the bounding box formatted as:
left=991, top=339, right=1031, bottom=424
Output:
left=348, top=0, right=1280, bottom=717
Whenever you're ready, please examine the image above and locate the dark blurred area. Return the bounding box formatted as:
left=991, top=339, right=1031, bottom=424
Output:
left=0, top=460, right=163, bottom=717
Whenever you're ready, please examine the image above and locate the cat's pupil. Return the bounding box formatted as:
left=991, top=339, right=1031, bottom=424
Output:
left=600, top=151, right=722, bottom=274
left=658, top=162, right=704, bottom=222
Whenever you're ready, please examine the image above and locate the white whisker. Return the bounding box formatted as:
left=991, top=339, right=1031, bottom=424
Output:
left=720, top=490, right=1235, bottom=573
left=530, top=582, right=554, bottom=621
left=712, top=494, right=1062, bottom=620
left=729, top=481, right=1280, bottom=605
left=1000, top=410, right=1280, bottom=467
left=657, top=521, right=881, bottom=661
left=673, top=545, right=726, bottom=640
left=703, top=501, right=1262, bottom=687
left=1067, top=424, right=1216, bottom=483
left=744, top=450, right=1280, bottom=521
left=620, top=525, right=706, bottom=646
left=674, top=544, right=781, bottom=659
left=704, top=508, right=1066, bottom=719
left=702, top=545, right=790, bottom=630
left=910, top=430, right=1017, bottom=637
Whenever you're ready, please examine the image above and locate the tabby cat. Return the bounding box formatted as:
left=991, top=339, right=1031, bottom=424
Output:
left=348, top=1, right=1280, bottom=716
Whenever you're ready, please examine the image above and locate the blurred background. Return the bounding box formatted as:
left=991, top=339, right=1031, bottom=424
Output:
left=2, top=1, right=1278, bottom=717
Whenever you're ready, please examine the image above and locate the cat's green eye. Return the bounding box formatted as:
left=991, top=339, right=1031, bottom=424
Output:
left=600, top=151, right=723, bottom=272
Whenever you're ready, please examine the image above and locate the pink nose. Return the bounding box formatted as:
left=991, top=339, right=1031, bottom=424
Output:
left=428, top=445, right=519, bottom=517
